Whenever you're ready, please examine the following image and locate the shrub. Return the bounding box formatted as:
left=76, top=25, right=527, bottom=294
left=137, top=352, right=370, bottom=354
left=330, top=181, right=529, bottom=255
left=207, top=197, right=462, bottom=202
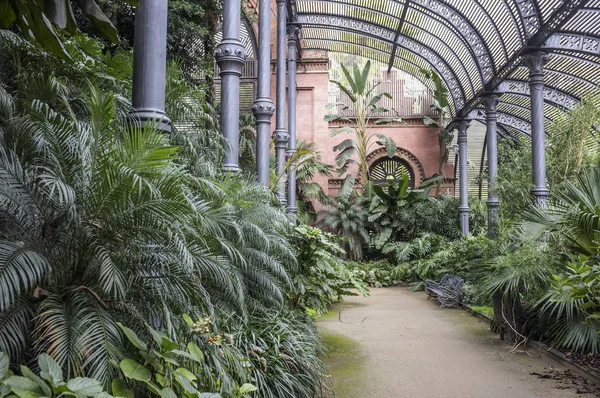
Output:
left=291, top=225, right=369, bottom=313
left=343, top=260, right=404, bottom=287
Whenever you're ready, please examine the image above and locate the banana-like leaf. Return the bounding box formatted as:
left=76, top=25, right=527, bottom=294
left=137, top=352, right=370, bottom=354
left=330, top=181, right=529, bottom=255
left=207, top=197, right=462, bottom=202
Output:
left=330, top=126, right=355, bottom=136
left=329, top=79, right=357, bottom=103
left=76, top=0, right=119, bottom=43
left=374, top=134, right=397, bottom=158
left=45, top=0, right=78, bottom=34
left=334, top=146, right=356, bottom=168
left=0, top=0, right=16, bottom=27
left=333, top=138, right=355, bottom=153
left=340, top=64, right=357, bottom=95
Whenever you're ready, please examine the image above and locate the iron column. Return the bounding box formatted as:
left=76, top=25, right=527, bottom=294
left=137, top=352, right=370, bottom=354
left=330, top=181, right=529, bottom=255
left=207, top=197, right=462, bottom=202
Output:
left=482, top=94, right=501, bottom=238
left=215, top=0, right=246, bottom=172
left=286, top=26, right=299, bottom=217
left=252, top=0, right=275, bottom=187
left=456, top=119, right=471, bottom=235
left=130, top=0, right=171, bottom=132
left=273, top=0, right=289, bottom=205
left=524, top=51, right=550, bottom=205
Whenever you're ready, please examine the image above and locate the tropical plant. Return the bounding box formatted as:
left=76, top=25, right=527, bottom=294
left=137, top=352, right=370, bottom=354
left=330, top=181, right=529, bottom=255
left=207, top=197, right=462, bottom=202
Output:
left=290, top=225, right=369, bottom=313
left=326, top=60, right=402, bottom=183
left=0, top=351, right=109, bottom=397
left=343, top=260, right=404, bottom=288
left=421, top=69, right=452, bottom=194
left=523, top=160, right=600, bottom=256
left=368, top=173, right=436, bottom=249
left=535, top=255, right=600, bottom=354
left=317, top=176, right=369, bottom=260
left=546, top=93, right=600, bottom=190
left=0, top=0, right=129, bottom=58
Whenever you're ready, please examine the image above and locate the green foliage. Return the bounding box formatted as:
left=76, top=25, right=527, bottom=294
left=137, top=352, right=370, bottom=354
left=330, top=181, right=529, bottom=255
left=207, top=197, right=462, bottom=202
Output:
left=0, top=351, right=108, bottom=397
left=533, top=255, right=600, bottom=354
left=524, top=160, right=600, bottom=256
left=0, top=0, right=128, bottom=58
left=343, top=260, right=404, bottom=287
left=0, top=29, right=329, bottom=398
left=368, top=174, right=442, bottom=248
left=421, top=69, right=452, bottom=193
left=546, top=94, right=600, bottom=190
left=291, top=225, right=369, bottom=313
left=495, top=136, right=533, bottom=223
left=326, top=61, right=402, bottom=183
left=317, top=176, right=369, bottom=260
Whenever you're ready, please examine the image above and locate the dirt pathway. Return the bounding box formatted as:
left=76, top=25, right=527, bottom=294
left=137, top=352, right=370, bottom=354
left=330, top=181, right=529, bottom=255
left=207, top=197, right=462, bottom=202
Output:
left=319, top=287, right=593, bottom=398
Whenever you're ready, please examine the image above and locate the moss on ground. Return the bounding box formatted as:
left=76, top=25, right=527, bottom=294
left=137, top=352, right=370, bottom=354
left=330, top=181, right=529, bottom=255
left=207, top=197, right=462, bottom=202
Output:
left=319, top=331, right=367, bottom=398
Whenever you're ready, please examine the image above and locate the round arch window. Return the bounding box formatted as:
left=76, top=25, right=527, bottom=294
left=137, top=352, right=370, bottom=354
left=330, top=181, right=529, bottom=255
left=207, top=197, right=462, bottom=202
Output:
left=369, top=157, right=415, bottom=189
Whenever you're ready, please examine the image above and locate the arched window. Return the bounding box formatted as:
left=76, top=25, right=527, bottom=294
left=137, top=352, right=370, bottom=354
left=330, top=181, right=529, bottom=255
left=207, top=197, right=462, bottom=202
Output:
left=369, top=157, right=415, bottom=189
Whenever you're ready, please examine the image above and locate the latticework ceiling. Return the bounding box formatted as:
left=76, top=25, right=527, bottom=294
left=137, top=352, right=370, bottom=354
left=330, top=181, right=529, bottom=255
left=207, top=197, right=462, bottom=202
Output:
left=291, top=0, right=600, bottom=136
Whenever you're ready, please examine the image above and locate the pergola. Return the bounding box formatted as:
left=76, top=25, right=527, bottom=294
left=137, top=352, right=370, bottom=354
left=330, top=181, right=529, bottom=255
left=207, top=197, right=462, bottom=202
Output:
left=129, top=0, right=600, bottom=235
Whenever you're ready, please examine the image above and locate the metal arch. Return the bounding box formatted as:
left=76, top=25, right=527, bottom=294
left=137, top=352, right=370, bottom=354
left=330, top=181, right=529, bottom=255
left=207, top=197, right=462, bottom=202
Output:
left=411, top=0, right=496, bottom=81
left=296, top=2, right=485, bottom=95
left=499, top=79, right=580, bottom=110
left=543, top=66, right=600, bottom=92
left=545, top=33, right=600, bottom=57
left=297, top=15, right=467, bottom=108
left=497, top=101, right=553, bottom=123
left=457, top=0, right=589, bottom=118
left=302, top=38, right=444, bottom=97
left=298, top=13, right=475, bottom=104
left=468, top=109, right=532, bottom=136
left=514, top=0, right=542, bottom=39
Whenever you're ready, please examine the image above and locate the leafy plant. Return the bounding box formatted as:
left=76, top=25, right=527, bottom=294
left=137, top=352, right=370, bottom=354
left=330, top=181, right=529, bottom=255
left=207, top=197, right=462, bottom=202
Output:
left=0, top=351, right=108, bottom=397
left=317, top=176, right=369, bottom=260
left=535, top=255, right=600, bottom=354
left=368, top=173, right=436, bottom=249
left=343, top=260, right=404, bottom=287
left=421, top=69, right=451, bottom=194
left=326, top=60, right=402, bottom=183
left=291, top=225, right=369, bottom=312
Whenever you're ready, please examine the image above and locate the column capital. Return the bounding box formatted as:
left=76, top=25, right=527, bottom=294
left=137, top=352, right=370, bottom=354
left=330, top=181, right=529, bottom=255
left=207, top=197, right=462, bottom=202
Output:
left=287, top=26, right=299, bottom=42
left=454, top=118, right=471, bottom=133
left=276, top=0, right=286, bottom=4
left=522, top=51, right=550, bottom=75
left=481, top=94, right=501, bottom=112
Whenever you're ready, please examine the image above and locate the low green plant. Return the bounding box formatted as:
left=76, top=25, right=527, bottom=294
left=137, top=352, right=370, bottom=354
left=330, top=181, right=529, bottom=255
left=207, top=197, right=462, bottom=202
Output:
left=291, top=225, right=370, bottom=313
left=343, top=260, right=403, bottom=287
left=0, top=351, right=108, bottom=397
left=536, top=255, right=600, bottom=354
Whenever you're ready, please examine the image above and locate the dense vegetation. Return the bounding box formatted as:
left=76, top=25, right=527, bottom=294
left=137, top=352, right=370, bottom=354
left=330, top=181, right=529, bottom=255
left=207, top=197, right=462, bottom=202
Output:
left=0, top=21, right=372, bottom=396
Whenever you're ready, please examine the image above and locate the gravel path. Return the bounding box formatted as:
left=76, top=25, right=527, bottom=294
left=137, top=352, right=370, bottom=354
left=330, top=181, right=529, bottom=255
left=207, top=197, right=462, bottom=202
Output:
left=319, top=287, right=592, bottom=398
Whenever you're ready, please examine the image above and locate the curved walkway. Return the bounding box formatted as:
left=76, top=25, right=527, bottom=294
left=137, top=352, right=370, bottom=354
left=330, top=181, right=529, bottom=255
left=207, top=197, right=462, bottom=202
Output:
left=319, top=287, right=588, bottom=398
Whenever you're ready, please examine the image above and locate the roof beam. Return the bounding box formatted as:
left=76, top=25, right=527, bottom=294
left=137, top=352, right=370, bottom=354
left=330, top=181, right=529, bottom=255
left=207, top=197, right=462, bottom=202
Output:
left=468, top=109, right=532, bottom=136
left=499, top=79, right=579, bottom=110
left=545, top=33, right=600, bottom=58
left=387, top=0, right=410, bottom=73
left=457, top=0, right=590, bottom=118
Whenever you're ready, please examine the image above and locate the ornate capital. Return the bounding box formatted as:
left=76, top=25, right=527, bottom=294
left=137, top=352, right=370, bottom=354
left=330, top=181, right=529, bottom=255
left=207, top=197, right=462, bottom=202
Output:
left=522, top=51, right=549, bottom=76
left=272, top=129, right=289, bottom=146
left=481, top=94, right=500, bottom=112
left=455, top=119, right=471, bottom=143
left=252, top=98, right=275, bottom=121
left=129, top=108, right=172, bottom=133
left=215, top=41, right=246, bottom=76
left=287, top=26, right=299, bottom=44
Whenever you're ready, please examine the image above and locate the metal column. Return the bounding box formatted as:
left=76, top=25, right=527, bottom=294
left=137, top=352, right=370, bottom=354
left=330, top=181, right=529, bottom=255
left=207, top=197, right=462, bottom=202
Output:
left=215, top=0, right=246, bottom=172
left=483, top=94, right=500, bottom=238
left=456, top=119, right=471, bottom=235
left=130, top=0, right=171, bottom=132
left=286, top=26, right=299, bottom=217
left=273, top=0, right=289, bottom=205
left=252, top=0, right=275, bottom=187
left=524, top=51, right=550, bottom=205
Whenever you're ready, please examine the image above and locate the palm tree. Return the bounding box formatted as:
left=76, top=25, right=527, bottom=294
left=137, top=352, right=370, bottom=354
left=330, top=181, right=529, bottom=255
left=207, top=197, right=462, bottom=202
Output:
left=317, top=176, right=369, bottom=260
